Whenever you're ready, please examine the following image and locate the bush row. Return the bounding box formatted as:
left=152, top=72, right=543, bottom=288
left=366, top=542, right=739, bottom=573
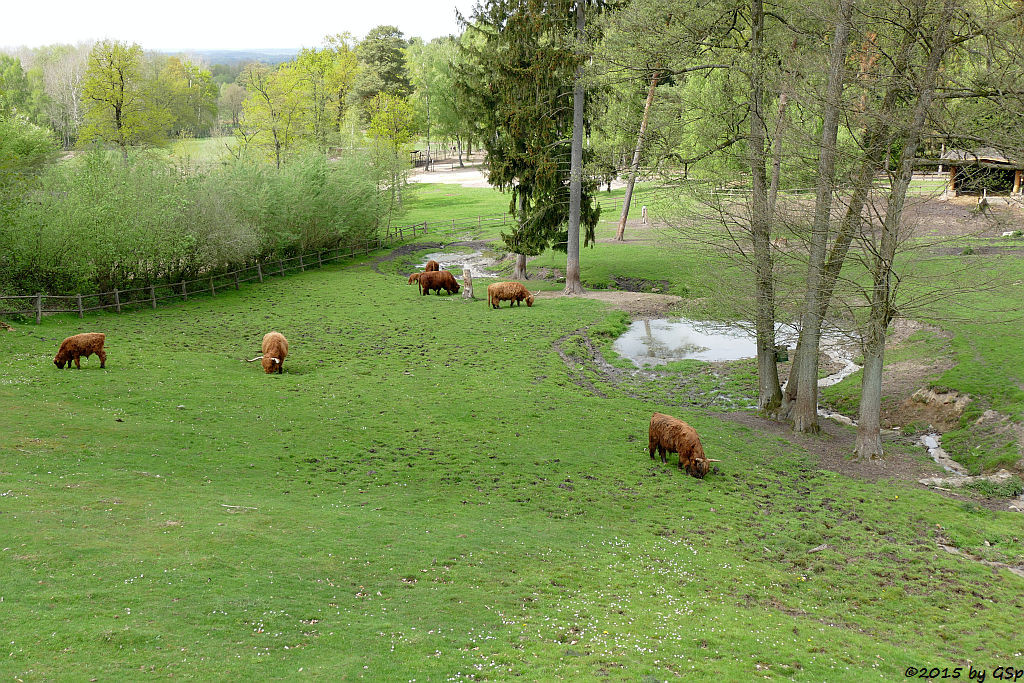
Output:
left=0, top=148, right=387, bottom=294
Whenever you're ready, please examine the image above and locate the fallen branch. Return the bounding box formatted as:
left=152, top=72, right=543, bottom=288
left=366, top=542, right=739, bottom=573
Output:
left=221, top=504, right=258, bottom=510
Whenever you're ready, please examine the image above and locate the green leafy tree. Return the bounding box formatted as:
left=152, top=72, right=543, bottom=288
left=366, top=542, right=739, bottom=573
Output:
left=350, top=26, right=411, bottom=118
left=237, top=62, right=308, bottom=169
left=366, top=92, right=416, bottom=220
left=461, top=0, right=600, bottom=280
left=0, top=55, right=30, bottom=116
left=157, top=56, right=218, bottom=138
left=294, top=38, right=359, bottom=150
left=79, top=40, right=170, bottom=159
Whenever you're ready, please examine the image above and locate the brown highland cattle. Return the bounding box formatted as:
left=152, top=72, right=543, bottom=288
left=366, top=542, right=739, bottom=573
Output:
left=418, top=270, right=460, bottom=295
left=648, top=412, right=717, bottom=478
left=246, top=331, right=289, bottom=374
left=408, top=272, right=422, bottom=285
left=54, top=332, right=106, bottom=369
left=487, top=282, right=535, bottom=309
left=424, top=260, right=440, bottom=272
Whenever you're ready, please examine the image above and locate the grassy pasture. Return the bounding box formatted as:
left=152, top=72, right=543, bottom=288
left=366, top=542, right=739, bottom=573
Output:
left=2, top=223, right=1023, bottom=679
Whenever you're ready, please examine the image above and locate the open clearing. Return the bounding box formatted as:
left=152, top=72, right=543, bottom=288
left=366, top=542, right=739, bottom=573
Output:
left=1, top=182, right=1022, bottom=679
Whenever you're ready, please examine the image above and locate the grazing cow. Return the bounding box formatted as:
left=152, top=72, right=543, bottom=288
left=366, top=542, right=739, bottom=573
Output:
left=408, top=272, right=422, bottom=285
left=418, top=270, right=460, bottom=295
left=648, top=412, right=716, bottom=478
left=487, top=282, right=535, bottom=309
left=54, top=332, right=106, bottom=369
left=247, top=331, right=289, bottom=374
left=424, top=260, right=440, bottom=272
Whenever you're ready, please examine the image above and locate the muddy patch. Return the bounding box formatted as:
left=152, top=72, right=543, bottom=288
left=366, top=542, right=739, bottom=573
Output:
left=418, top=249, right=501, bottom=278
left=610, top=276, right=671, bottom=293
left=533, top=290, right=684, bottom=317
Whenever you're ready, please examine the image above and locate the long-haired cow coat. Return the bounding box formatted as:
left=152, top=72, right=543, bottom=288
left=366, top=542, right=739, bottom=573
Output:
left=648, top=412, right=711, bottom=478
left=54, top=332, right=106, bottom=369
left=418, top=270, right=460, bottom=295
left=260, top=331, right=289, bottom=374
left=487, top=282, right=534, bottom=309
left=424, top=260, right=440, bottom=272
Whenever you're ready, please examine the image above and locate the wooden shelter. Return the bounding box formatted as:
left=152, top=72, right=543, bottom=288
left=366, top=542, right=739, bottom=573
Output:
left=940, top=147, right=1024, bottom=197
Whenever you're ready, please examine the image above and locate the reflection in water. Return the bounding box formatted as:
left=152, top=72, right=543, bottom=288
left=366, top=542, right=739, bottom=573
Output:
left=614, top=319, right=756, bottom=365
left=419, top=251, right=499, bottom=278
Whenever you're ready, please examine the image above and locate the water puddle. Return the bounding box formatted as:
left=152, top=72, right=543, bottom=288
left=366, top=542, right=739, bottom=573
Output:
left=612, top=318, right=759, bottom=365
left=419, top=251, right=499, bottom=278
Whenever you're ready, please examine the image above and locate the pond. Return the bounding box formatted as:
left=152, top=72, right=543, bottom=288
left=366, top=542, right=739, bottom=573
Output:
left=613, top=318, right=861, bottom=388
left=419, top=250, right=499, bottom=278
left=612, top=318, right=758, bottom=365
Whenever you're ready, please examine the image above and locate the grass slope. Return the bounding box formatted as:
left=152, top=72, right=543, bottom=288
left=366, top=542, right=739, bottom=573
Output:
left=1, top=250, right=1022, bottom=679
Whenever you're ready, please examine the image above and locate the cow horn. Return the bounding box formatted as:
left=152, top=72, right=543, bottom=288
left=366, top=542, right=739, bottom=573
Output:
left=245, top=355, right=264, bottom=362
left=706, top=458, right=721, bottom=462
left=272, top=358, right=280, bottom=364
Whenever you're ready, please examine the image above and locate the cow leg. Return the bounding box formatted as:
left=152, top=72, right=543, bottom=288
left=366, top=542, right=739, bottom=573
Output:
left=74, top=355, right=81, bottom=369
left=658, top=445, right=667, bottom=463
left=98, top=350, right=106, bottom=368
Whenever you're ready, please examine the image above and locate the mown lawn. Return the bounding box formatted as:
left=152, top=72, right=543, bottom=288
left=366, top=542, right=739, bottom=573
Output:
left=1, top=238, right=1022, bottom=679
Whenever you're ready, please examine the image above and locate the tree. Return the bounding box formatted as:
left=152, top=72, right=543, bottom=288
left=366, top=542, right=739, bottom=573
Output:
left=350, top=26, right=411, bottom=117
left=853, top=0, right=958, bottom=459
left=237, top=62, right=307, bottom=169
left=219, top=82, right=246, bottom=128
left=0, top=55, right=30, bottom=116
left=294, top=38, right=358, bottom=150
left=366, top=92, right=416, bottom=220
left=79, top=40, right=170, bottom=159
left=461, top=0, right=600, bottom=281
left=157, top=56, right=218, bottom=138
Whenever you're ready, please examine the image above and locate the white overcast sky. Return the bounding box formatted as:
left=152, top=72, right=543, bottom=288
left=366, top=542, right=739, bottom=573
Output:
left=1, top=0, right=477, bottom=51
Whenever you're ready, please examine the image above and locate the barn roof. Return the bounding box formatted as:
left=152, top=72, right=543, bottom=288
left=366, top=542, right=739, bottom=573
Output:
left=940, top=147, right=1024, bottom=169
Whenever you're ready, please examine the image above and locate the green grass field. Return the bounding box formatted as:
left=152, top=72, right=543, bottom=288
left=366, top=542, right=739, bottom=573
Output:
left=2, top=199, right=1023, bottom=678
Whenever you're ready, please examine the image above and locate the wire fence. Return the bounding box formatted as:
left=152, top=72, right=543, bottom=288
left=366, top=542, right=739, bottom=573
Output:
left=0, top=190, right=645, bottom=322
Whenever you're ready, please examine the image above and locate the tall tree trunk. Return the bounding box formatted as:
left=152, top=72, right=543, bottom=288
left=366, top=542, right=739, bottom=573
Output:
left=614, top=71, right=659, bottom=241
left=791, top=0, right=855, bottom=433
left=514, top=192, right=528, bottom=280
left=767, top=89, right=789, bottom=217
left=781, top=6, right=920, bottom=421
left=749, top=0, right=783, bottom=414
left=855, top=0, right=956, bottom=459
left=564, top=1, right=586, bottom=295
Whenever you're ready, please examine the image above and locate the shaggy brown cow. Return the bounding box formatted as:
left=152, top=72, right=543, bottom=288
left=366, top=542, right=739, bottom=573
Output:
left=247, top=331, right=288, bottom=374
left=648, top=412, right=716, bottom=478
left=408, top=272, right=422, bottom=285
left=54, top=332, right=106, bottom=369
left=487, top=282, right=535, bottom=309
left=418, top=270, right=460, bottom=295
left=424, top=260, right=440, bottom=272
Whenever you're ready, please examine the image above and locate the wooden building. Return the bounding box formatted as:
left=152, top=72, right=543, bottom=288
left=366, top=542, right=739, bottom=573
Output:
left=940, top=147, right=1024, bottom=197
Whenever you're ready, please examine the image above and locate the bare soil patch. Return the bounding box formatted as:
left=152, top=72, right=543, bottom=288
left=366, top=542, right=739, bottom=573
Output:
left=533, top=290, right=684, bottom=317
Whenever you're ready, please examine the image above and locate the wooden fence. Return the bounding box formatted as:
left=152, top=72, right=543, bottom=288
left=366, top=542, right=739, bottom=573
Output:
left=0, top=191, right=643, bottom=322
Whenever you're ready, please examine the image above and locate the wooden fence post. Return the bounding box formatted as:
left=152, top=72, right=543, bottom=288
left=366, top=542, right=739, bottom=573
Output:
left=35, top=293, right=43, bottom=324
left=299, top=254, right=305, bottom=271
left=77, top=294, right=84, bottom=318
left=210, top=277, right=216, bottom=296
left=114, top=288, right=121, bottom=313
left=234, top=271, right=239, bottom=290
left=149, top=285, right=157, bottom=309
left=317, top=251, right=323, bottom=267
left=256, top=263, right=263, bottom=283
left=181, top=281, right=188, bottom=302
left=279, top=260, right=285, bottom=276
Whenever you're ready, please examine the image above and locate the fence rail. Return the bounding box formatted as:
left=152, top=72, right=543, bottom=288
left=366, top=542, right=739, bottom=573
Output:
left=1, top=190, right=646, bottom=322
